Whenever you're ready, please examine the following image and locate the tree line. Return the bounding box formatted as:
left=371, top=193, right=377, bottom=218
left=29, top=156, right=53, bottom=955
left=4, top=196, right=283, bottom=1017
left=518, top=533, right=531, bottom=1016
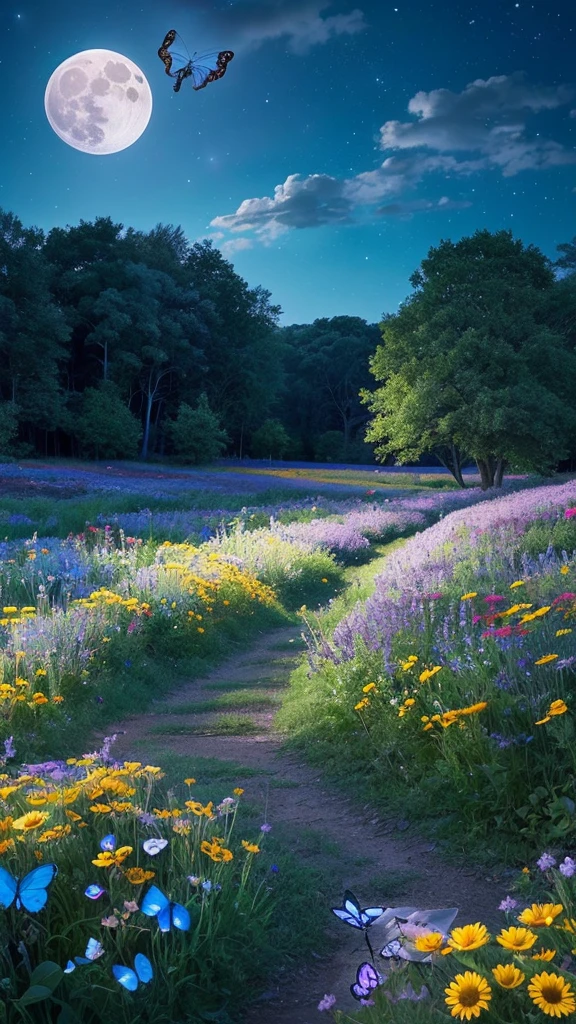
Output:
left=0, top=208, right=575, bottom=485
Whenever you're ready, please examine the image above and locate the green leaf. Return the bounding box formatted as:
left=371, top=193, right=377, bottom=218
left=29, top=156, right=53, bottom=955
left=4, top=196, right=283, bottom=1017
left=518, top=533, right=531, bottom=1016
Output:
left=17, top=984, right=53, bottom=1006
left=30, top=961, right=63, bottom=993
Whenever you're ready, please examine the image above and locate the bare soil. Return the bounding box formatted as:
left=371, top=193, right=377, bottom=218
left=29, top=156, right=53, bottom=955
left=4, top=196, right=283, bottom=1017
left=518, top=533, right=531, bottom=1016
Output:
left=107, top=624, right=505, bottom=1024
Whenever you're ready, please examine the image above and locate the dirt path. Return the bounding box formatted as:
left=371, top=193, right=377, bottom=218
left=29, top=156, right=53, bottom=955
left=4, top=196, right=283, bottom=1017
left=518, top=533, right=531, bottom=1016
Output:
left=106, top=624, right=505, bottom=1024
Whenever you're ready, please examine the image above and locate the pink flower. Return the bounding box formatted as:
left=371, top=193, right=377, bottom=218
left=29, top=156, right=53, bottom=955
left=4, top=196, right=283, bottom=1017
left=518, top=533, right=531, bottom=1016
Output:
left=564, top=508, right=576, bottom=519
left=484, top=595, right=504, bottom=603
left=123, top=900, right=139, bottom=913
left=101, top=915, right=119, bottom=928
left=317, top=994, right=336, bottom=1011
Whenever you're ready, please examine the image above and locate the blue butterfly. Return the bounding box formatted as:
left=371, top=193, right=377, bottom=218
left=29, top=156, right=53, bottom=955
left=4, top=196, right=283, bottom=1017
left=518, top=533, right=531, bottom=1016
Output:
left=85, top=884, right=106, bottom=900
left=0, top=864, right=57, bottom=913
left=113, top=953, right=153, bottom=991
left=64, top=937, right=104, bottom=973
left=158, top=30, right=234, bottom=93
left=332, top=891, right=384, bottom=930
left=140, top=884, right=190, bottom=932
left=100, top=834, right=116, bottom=852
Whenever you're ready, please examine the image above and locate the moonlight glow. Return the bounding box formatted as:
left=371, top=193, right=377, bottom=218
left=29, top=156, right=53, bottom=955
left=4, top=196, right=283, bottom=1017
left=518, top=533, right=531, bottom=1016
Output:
left=44, top=49, right=152, bottom=155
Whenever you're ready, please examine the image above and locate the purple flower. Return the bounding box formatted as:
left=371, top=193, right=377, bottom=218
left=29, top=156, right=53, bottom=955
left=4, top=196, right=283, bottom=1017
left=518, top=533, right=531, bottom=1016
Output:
left=499, top=896, right=518, bottom=911
left=559, top=857, right=576, bottom=878
left=317, top=994, right=336, bottom=1011
left=537, top=852, right=557, bottom=871
left=138, top=813, right=157, bottom=826
left=260, top=823, right=272, bottom=833
left=3, top=737, right=15, bottom=760
left=270, top=864, right=279, bottom=873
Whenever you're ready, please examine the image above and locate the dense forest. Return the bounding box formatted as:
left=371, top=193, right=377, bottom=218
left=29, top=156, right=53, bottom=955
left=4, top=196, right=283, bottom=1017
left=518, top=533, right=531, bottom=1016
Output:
left=1, top=208, right=575, bottom=474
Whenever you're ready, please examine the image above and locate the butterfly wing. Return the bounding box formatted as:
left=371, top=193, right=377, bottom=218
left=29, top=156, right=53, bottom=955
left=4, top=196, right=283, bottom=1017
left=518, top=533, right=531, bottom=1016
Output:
left=158, top=29, right=177, bottom=76
left=351, top=962, right=382, bottom=1001
left=143, top=838, right=168, bottom=856
left=85, top=884, right=106, bottom=900
left=112, top=964, right=139, bottom=992
left=380, top=938, right=403, bottom=959
left=190, top=51, right=234, bottom=91
left=85, top=937, right=104, bottom=961
left=171, top=902, right=191, bottom=932
left=332, top=890, right=363, bottom=928
left=361, top=905, right=385, bottom=927
left=140, top=884, right=170, bottom=919
left=0, top=867, right=18, bottom=910
left=134, top=953, right=153, bottom=984
left=17, top=863, right=57, bottom=912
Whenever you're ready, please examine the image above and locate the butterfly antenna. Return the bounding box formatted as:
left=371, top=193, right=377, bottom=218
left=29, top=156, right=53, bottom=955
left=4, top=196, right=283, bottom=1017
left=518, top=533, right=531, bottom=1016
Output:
left=175, top=31, right=193, bottom=62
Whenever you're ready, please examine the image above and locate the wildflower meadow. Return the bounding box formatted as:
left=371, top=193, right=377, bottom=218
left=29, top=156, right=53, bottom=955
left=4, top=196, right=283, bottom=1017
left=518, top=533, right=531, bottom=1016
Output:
left=2, top=462, right=576, bottom=1021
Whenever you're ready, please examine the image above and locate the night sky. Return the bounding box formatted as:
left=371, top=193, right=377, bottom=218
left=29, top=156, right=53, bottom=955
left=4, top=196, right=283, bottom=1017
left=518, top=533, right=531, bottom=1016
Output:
left=1, top=0, right=575, bottom=324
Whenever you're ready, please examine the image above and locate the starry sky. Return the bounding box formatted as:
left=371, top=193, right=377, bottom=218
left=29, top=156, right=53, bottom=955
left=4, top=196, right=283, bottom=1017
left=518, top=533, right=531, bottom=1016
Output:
left=1, top=0, right=575, bottom=325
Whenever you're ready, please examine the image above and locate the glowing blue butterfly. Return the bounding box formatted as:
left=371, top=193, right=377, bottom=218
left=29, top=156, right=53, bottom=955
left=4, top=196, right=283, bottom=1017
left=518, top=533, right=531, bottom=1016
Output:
left=112, top=953, right=153, bottom=991
left=142, top=837, right=168, bottom=856
left=100, top=834, right=116, bottom=851
left=64, top=937, right=104, bottom=973
left=332, top=891, right=384, bottom=930
left=351, top=962, right=385, bottom=1002
left=0, top=863, right=57, bottom=913
left=140, top=884, right=190, bottom=932
left=85, top=884, right=106, bottom=900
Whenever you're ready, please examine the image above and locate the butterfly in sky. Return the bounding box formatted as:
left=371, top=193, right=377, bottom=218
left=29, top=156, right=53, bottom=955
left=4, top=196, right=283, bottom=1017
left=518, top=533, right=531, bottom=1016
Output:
left=64, top=937, right=104, bottom=973
left=350, top=962, right=385, bottom=1002
left=0, top=864, right=57, bottom=913
left=158, top=29, right=234, bottom=93
left=142, top=837, right=168, bottom=856
left=140, top=884, right=191, bottom=932
left=331, top=891, right=384, bottom=930
left=112, top=953, right=153, bottom=992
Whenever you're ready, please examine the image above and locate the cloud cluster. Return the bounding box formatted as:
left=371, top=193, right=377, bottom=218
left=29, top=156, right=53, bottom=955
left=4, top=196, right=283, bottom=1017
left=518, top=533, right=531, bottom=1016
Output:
left=210, top=72, right=576, bottom=247
left=183, top=0, right=366, bottom=54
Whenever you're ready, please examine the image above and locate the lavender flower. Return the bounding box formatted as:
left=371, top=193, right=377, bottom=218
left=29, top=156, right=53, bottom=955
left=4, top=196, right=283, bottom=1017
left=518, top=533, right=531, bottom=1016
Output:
left=499, top=896, right=518, bottom=911
left=260, top=823, right=272, bottom=833
left=537, top=852, right=557, bottom=871
left=317, top=994, right=337, bottom=1011
left=3, top=737, right=15, bottom=760
left=559, top=857, right=576, bottom=878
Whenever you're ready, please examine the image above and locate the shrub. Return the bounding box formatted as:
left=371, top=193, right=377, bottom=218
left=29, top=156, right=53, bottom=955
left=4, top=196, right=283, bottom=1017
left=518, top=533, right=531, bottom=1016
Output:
left=168, top=395, right=228, bottom=464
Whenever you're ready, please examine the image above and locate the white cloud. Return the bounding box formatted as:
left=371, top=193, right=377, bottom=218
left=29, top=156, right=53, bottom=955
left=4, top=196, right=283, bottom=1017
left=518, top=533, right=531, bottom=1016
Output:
left=220, top=237, right=255, bottom=257
left=209, top=71, right=576, bottom=246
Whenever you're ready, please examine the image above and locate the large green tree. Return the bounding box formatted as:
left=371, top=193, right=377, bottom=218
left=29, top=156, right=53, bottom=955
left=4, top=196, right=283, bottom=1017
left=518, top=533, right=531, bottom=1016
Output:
left=364, top=230, right=576, bottom=489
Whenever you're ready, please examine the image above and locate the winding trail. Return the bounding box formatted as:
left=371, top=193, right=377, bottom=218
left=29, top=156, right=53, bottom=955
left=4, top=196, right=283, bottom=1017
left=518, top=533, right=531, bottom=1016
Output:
left=106, top=619, right=505, bottom=1024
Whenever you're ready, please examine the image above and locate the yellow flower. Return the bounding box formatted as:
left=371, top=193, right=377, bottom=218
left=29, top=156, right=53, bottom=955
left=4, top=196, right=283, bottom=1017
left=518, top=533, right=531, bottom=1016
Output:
left=123, top=762, right=142, bottom=772
left=444, top=971, right=491, bottom=1021
left=37, top=825, right=71, bottom=843
left=184, top=778, right=196, bottom=786
left=419, top=666, right=442, bottom=684
left=533, top=950, right=556, bottom=962
left=12, top=811, right=50, bottom=832
left=2, top=607, right=17, bottom=615
left=233, top=788, right=244, bottom=796
left=527, top=972, right=575, bottom=1017
left=52, top=696, right=64, bottom=704
left=201, top=839, right=233, bottom=863
left=241, top=840, right=260, bottom=854
left=362, top=683, right=376, bottom=693
left=461, top=592, right=477, bottom=601
left=321, top=578, right=328, bottom=583
left=560, top=566, right=570, bottom=575
left=448, top=923, right=490, bottom=952
left=197, top=627, right=205, bottom=634
left=125, top=867, right=155, bottom=885
left=90, top=803, right=112, bottom=814
left=536, top=700, right=568, bottom=726
left=0, top=817, right=13, bottom=833
left=518, top=904, right=563, bottom=928
left=354, top=698, right=370, bottom=711
left=26, top=794, right=48, bottom=807
left=492, top=964, right=525, bottom=989
left=92, top=845, right=132, bottom=868
left=414, top=931, right=445, bottom=953
left=0, top=787, right=19, bottom=801
left=496, top=926, right=537, bottom=951
left=535, top=654, right=559, bottom=666
left=0, top=838, right=15, bottom=854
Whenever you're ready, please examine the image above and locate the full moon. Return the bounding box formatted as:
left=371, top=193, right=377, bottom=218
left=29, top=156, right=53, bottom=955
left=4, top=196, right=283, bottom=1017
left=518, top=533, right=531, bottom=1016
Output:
left=44, top=49, right=152, bottom=155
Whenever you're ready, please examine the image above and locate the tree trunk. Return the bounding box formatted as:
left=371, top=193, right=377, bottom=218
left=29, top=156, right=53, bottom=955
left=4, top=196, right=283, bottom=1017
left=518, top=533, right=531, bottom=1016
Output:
left=436, top=445, right=467, bottom=488
left=141, top=392, right=154, bottom=461
left=494, top=458, right=506, bottom=488
left=476, top=457, right=496, bottom=490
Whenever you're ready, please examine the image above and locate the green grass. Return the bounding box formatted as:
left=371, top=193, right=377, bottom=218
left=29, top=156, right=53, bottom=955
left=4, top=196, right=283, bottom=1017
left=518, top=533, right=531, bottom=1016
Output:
left=154, top=691, right=282, bottom=714
left=366, top=868, right=422, bottom=901
left=151, top=713, right=262, bottom=736
left=222, top=466, right=459, bottom=490
left=125, top=748, right=269, bottom=784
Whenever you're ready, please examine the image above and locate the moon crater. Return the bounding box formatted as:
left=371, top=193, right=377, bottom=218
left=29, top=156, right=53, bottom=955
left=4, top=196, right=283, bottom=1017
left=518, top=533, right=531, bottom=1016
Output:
left=45, top=49, right=152, bottom=155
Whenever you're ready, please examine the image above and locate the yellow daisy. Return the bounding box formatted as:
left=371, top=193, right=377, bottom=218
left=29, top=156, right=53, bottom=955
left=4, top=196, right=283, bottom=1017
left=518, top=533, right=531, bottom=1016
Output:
left=518, top=904, right=563, bottom=928
left=444, top=971, right=491, bottom=1021
left=492, top=964, right=525, bottom=989
left=496, top=926, right=537, bottom=951
left=527, top=972, right=575, bottom=1018
left=447, top=923, right=490, bottom=952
